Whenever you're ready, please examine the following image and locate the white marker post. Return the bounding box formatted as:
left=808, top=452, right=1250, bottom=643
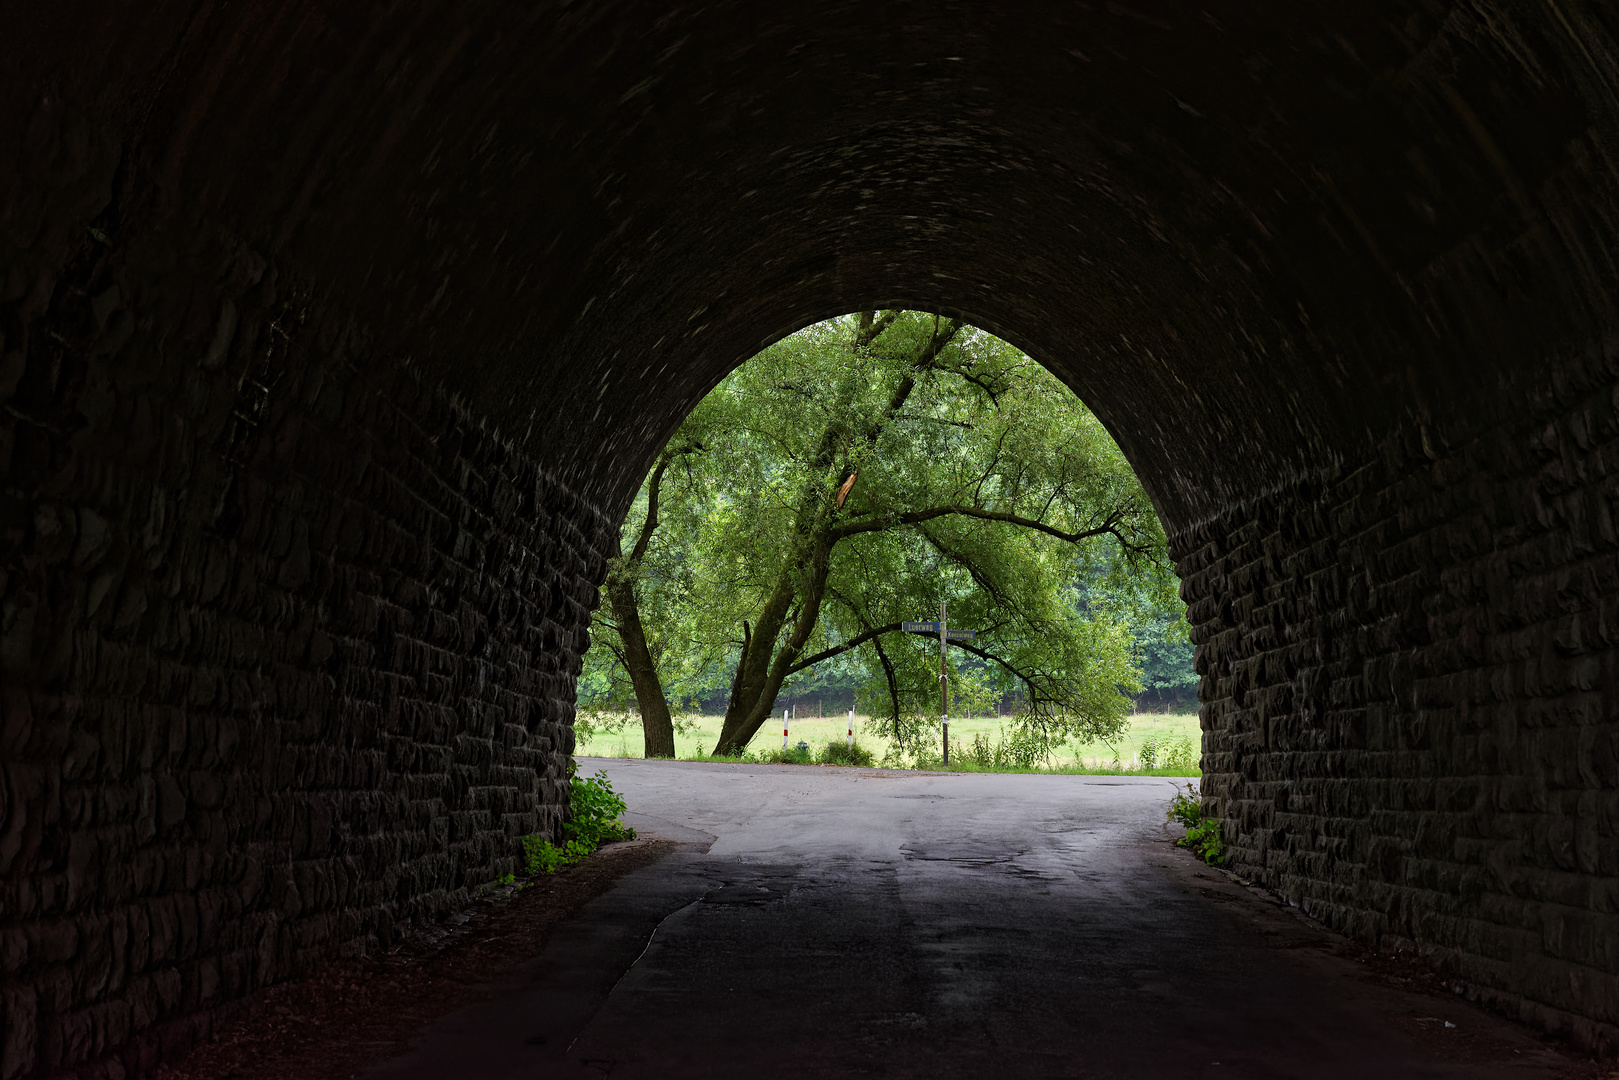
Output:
left=847, top=708, right=855, bottom=748
left=940, top=600, right=949, bottom=766
left=783, top=708, right=790, bottom=750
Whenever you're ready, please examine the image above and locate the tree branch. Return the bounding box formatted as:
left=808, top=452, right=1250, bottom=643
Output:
left=627, top=441, right=703, bottom=566
left=831, top=503, right=1138, bottom=547
left=786, top=622, right=905, bottom=674
left=894, top=413, right=974, bottom=429
left=854, top=310, right=900, bottom=349
left=872, top=636, right=903, bottom=743
left=947, top=638, right=1049, bottom=705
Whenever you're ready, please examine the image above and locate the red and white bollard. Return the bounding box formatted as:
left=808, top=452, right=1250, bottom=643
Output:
left=847, top=708, right=854, bottom=748
left=783, top=708, right=790, bottom=750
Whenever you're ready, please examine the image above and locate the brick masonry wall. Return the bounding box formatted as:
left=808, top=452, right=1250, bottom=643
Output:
left=1182, top=342, right=1619, bottom=1054
left=0, top=221, right=606, bottom=1078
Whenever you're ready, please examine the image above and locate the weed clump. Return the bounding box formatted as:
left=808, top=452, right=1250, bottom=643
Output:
left=1140, top=733, right=1197, bottom=770
left=965, top=726, right=1050, bottom=770
left=520, top=766, right=637, bottom=876
left=819, top=740, right=875, bottom=767
left=755, top=740, right=815, bottom=764
left=1167, top=783, right=1224, bottom=864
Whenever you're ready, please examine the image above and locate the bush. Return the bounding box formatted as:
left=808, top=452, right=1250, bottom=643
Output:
left=566, top=768, right=636, bottom=847
left=819, top=740, right=875, bottom=767
left=1166, top=783, right=1224, bottom=864
left=519, top=767, right=637, bottom=876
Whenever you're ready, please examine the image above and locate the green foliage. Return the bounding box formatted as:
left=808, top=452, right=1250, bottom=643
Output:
left=522, top=834, right=590, bottom=875
left=1139, top=732, right=1197, bottom=770
left=818, top=740, right=876, bottom=767
left=571, top=707, right=630, bottom=748
left=965, top=725, right=1050, bottom=770
left=519, top=768, right=637, bottom=876
left=566, top=768, right=636, bottom=847
left=1136, top=619, right=1198, bottom=700
left=583, top=311, right=1179, bottom=756
left=757, top=740, right=815, bottom=764
left=1167, top=783, right=1225, bottom=864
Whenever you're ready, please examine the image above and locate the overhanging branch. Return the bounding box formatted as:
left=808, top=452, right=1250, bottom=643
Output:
left=787, top=622, right=905, bottom=674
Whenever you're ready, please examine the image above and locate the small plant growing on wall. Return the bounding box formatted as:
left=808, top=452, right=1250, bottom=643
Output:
left=520, top=765, right=637, bottom=876
left=1167, top=783, right=1224, bottom=864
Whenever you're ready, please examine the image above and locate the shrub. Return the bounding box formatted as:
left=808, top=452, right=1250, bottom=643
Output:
left=519, top=767, right=637, bottom=876
left=1167, top=783, right=1224, bottom=864
left=819, top=740, right=875, bottom=767
left=566, top=768, right=636, bottom=847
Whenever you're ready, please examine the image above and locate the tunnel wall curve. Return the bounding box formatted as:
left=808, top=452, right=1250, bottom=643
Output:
left=1184, top=346, right=1619, bottom=1050
left=0, top=215, right=600, bottom=1075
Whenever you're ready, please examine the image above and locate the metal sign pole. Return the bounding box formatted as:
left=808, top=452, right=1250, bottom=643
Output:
left=940, top=600, right=949, bottom=766
left=899, top=615, right=976, bottom=768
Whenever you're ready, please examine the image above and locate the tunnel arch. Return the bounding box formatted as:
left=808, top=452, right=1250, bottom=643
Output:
left=5, top=0, right=1619, bottom=1073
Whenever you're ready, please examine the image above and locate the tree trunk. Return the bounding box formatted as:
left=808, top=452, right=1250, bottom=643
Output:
left=710, top=315, right=957, bottom=754
left=606, top=567, right=677, bottom=757
left=712, top=573, right=797, bottom=753
left=712, top=538, right=834, bottom=754
left=606, top=451, right=682, bottom=758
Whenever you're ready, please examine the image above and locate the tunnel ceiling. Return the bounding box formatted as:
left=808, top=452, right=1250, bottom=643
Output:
left=4, top=0, right=1617, bottom=528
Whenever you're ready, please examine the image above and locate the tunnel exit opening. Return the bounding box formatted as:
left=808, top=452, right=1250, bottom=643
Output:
left=574, top=309, right=1196, bottom=775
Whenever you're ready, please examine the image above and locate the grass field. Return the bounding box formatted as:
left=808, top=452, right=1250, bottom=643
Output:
left=576, top=709, right=1203, bottom=775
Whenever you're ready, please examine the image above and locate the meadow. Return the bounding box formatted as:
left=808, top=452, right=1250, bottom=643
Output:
left=575, top=708, right=1203, bottom=775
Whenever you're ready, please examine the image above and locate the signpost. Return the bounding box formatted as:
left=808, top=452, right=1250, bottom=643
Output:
left=901, top=604, right=977, bottom=766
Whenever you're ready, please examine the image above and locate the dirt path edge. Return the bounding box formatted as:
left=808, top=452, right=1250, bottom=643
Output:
left=154, top=839, right=674, bottom=1080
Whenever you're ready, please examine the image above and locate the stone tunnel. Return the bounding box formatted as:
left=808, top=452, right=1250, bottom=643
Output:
left=4, top=0, right=1619, bottom=1074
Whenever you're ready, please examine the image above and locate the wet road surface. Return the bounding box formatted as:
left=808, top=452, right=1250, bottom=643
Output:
left=364, top=759, right=1588, bottom=1079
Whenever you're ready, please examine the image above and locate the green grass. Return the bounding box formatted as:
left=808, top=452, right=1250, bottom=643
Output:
left=577, top=709, right=1202, bottom=776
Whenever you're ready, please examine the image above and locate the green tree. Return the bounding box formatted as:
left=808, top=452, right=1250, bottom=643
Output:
left=584, top=311, right=1176, bottom=758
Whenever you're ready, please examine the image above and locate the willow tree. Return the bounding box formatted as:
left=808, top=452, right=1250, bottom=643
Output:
left=585, top=311, right=1175, bottom=758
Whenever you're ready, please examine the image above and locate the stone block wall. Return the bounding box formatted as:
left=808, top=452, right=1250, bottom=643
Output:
left=0, top=222, right=605, bottom=1078
left=1184, top=342, right=1619, bottom=1053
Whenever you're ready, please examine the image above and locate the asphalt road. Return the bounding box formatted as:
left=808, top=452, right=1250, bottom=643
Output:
left=364, top=759, right=1588, bottom=1079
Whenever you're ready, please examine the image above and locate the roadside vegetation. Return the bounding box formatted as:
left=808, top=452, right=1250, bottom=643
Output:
left=1167, top=783, right=1225, bottom=863
left=581, top=311, right=1201, bottom=774
left=577, top=709, right=1201, bottom=776
left=501, top=767, right=637, bottom=883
